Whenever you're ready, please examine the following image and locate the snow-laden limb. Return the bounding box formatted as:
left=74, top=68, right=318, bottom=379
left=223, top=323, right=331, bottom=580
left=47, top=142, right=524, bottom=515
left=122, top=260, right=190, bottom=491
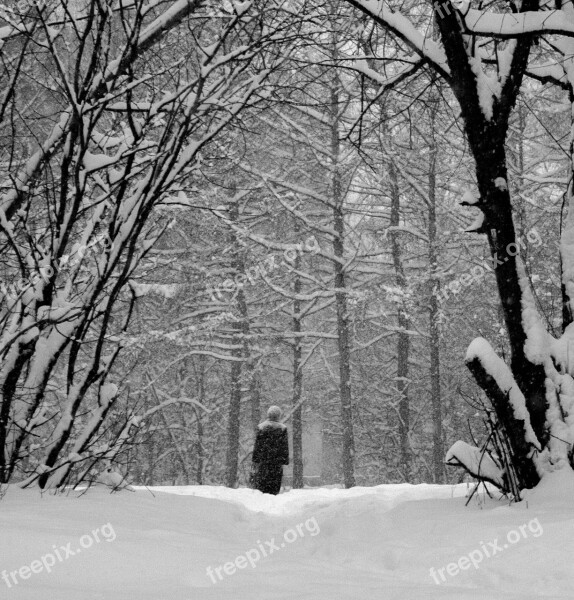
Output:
left=553, top=323, right=574, bottom=375
left=340, top=56, right=425, bottom=91
left=457, top=253, right=574, bottom=474
left=513, top=259, right=574, bottom=469
left=464, top=212, right=486, bottom=233
left=468, top=56, right=501, bottom=121
left=0, top=0, right=310, bottom=489
left=0, top=0, right=206, bottom=220
left=466, top=338, right=541, bottom=449
left=344, top=0, right=450, bottom=78
left=516, top=258, right=553, bottom=367
left=561, top=190, right=574, bottom=323
left=543, top=323, right=574, bottom=468
left=139, top=394, right=211, bottom=421
left=129, top=282, right=179, bottom=299
left=8, top=319, right=81, bottom=447
left=526, top=59, right=569, bottom=88
left=542, top=378, right=574, bottom=471
left=97, top=466, right=134, bottom=491
left=385, top=225, right=428, bottom=242
left=44, top=383, right=120, bottom=489
left=463, top=8, right=574, bottom=38
left=0, top=110, right=72, bottom=218
left=445, top=440, right=505, bottom=488
left=459, top=189, right=480, bottom=206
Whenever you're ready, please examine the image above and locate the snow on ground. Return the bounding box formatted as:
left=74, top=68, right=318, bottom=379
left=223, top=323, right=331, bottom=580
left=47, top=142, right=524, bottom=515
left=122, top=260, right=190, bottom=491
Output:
left=146, top=480, right=471, bottom=515
left=1, top=472, right=574, bottom=599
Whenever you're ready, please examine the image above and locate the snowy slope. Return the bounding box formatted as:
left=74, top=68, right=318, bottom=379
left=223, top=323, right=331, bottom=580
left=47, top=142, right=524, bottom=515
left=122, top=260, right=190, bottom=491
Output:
left=1, top=473, right=574, bottom=599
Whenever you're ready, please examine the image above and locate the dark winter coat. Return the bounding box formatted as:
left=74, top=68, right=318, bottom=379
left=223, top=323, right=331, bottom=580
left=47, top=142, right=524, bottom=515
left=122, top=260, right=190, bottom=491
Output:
left=252, top=420, right=290, bottom=466
left=251, top=420, right=289, bottom=494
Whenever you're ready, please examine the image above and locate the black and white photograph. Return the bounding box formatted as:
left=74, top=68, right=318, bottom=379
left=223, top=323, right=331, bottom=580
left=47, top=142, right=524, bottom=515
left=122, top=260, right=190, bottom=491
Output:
left=0, top=0, right=573, bottom=598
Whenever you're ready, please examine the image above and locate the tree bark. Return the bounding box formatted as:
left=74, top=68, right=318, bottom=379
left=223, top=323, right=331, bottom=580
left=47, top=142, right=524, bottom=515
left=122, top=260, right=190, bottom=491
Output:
left=345, top=0, right=548, bottom=491
left=292, top=256, right=304, bottom=488
left=329, top=49, right=355, bottom=488
left=427, top=91, right=445, bottom=484
left=225, top=324, right=243, bottom=488
left=474, top=147, right=548, bottom=446
left=466, top=357, right=540, bottom=487
left=433, top=0, right=546, bottom=486
left=388, top=162, right=411, bottom=481
left=224, top=200, right=249, bottom=488
left=195, top=355, right=206, bottom=485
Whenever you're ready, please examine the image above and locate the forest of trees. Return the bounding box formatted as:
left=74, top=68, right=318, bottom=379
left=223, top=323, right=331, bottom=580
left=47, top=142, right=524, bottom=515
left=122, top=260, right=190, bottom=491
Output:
left=0, top=0, right=573, bottom=493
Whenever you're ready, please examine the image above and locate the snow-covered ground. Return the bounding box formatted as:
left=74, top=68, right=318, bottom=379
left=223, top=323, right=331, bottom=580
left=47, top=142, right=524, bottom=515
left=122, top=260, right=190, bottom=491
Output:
left=1, top=471, right=574, bottom=599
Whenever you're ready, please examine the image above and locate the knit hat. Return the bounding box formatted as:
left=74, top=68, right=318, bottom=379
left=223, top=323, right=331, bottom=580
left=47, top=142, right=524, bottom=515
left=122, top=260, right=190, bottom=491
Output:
left=267, top=406, right=282, bottom=422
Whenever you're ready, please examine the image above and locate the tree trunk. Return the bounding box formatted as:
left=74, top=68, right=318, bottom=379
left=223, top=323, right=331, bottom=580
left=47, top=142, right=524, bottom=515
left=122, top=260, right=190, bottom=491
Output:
left=561, top=88, right=574, bottom=332
left=433, top=0, right=545, bottom=488
left=250, top=369, right=261, bottom=434
left=466, top=356, right=540, bottom=487
left=195, top=356, right=206, bottom=485
left=388, top=162, right=411, bottom=481
left=330, top=77, right=356, bottom=489
left=292, top=247, right=304, bottom=489
left=225, top=331, right=242, bottom=488
left=427, top=92, right=444, bottom=484
left=474, top=145, right=548, bottom=447
left=224, top=200, right=249, bottom=488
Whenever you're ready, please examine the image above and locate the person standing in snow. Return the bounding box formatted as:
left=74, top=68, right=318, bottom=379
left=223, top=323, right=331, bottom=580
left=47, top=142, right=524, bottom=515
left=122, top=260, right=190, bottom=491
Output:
left=251, top=406, right=289, bottom=495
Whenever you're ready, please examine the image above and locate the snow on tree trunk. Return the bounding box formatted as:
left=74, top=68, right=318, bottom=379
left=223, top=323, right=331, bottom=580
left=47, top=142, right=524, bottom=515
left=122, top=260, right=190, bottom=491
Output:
left=466, top=337, right=541, bottom=487
left=445, top=440, right=505, bottom=489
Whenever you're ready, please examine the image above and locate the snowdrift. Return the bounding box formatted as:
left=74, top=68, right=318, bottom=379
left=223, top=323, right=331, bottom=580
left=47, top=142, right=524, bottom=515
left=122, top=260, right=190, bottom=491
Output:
left=1, top=475, right=573, bottom=599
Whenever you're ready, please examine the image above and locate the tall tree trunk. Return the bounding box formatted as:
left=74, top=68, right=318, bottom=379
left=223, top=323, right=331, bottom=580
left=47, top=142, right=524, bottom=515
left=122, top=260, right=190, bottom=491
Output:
left=250, top=369, right=261, bottom=433
left=195, top=409, right=204, bottom=485
left=388, top=162, right=411, bottom=481
left=225, top=320, right=243, bottom=488
left=432, top=0, right=545, bottom=488
left=427, top=93, right=444, bottom=483
left=561, top=87, right=574, bottom=332
left=330, top=66, right=355, bottom=489
left=292, top=246, right=304, bottom=489
left=224, top=199, right=249, bottom=488
left=462, top=127, right=546, bottom=490
left=145, top=435, right=156, bottom=486
left=195, top=355, right=206, bottom=485
left=474, top=145, right=548, bottom=438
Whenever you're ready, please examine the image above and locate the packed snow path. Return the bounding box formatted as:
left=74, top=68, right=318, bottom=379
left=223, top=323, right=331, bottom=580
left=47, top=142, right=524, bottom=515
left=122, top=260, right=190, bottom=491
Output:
left=1, top=472, right=574, bottom=599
